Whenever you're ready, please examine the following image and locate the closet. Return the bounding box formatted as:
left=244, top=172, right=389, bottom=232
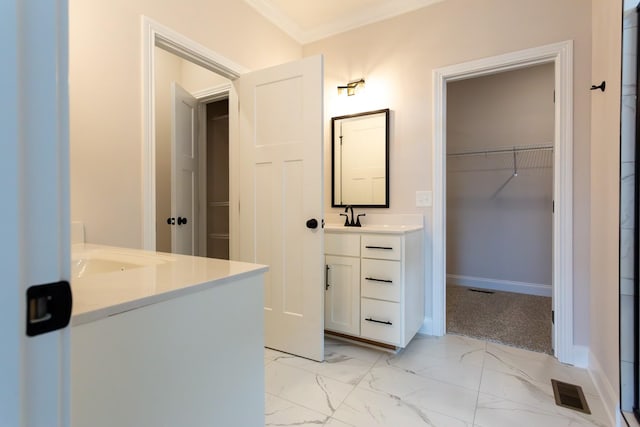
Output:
left=205, top=99, right=230, bottom=260
left=445, top=63, right=554, bottom=353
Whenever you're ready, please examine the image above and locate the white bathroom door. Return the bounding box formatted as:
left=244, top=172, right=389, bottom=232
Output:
left=236, top=55, right=324, bottom=361
left=0, top=1, right=71, bottom=426
left=171, top=82, right=198, bottom=255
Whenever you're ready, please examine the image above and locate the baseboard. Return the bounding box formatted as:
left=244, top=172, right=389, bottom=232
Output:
left=588, top=349, right=619, bottom=427
left=420, top=317, right=434, bottom=335
left=572, top=345, right=589, bottom=369
left=447, top=274, right=552, bottom=297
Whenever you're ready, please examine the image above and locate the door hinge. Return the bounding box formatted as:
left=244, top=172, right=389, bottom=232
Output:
left=552, top=200, right=555, bottom=213
left=552, top=310, right=555, bottom=324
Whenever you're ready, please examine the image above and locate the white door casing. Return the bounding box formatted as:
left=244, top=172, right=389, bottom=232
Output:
left=237, top=55, right=325, bottom=361
left=142, top=16, right=247, bottom=253
left=171, top=82, right=198, bottom=255
left=0, top=1, right=71, bottom=426
left=432, top=41, right=574, bottom=364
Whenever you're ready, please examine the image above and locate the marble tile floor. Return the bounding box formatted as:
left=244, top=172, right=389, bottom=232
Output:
left=264, top=334, right=611, bottom=427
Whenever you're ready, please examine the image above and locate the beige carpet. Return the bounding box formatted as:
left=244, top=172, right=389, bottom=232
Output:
left=446, top=285, right=552, bottom=354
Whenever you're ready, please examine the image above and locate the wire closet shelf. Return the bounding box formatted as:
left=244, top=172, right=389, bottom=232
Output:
left=446, top=143, right=553, bottom=174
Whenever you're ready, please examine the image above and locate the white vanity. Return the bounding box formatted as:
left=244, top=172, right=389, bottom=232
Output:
left=70, top=244, right=267, bottom=427
left=324, top=214, right=424, bottom=349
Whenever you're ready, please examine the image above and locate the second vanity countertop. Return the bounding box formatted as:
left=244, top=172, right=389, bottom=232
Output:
left=324, top=213, right=424, bottom=234
left=324, top=224, right=423, bottom=234
left=71, top=244, right=268, bottom=326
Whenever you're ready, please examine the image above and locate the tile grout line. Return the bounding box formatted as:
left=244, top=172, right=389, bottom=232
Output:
left=323, top=351, right=384, bottom=426
left=472, top=340, right=489, bottom=427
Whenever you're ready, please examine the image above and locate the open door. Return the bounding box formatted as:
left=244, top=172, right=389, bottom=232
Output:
left=171, top=82, right=198, bottom=255
left=236, top=55, right=324, bottom=361
left=1, top=1, right=71, bottom=425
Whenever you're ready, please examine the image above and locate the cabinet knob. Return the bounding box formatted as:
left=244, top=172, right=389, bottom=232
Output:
left=306, top=218, right=318, bottom=229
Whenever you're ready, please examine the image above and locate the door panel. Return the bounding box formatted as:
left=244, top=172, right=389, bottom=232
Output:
left=237, top=55, right=324, bottom=361
left=325, top=256, right=360, bottom=336
left=1, top=1, right=71, bottom=425
left=171, top=83, right=198, bottom=255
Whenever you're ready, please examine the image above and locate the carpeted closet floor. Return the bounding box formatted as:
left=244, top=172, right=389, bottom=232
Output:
left=446, top=284, right=552, bottom=354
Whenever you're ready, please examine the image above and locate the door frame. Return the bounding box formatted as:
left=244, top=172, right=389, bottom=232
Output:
left=142, top=16, right=247, bottom=258
left=431, top=41, right=575, bottom=364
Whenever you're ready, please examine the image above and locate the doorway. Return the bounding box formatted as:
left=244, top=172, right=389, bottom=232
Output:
left=432, top=41, right=575, bottom=365
left=153, top=46, right=230, bottom=257
left=142, top=18, right=326, bottom=362
left=445, top=64, right=554, bottom=354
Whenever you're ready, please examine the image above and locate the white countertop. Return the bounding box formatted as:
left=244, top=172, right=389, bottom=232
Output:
left=71, top=244, right=268, bottom=326
left=324, top=224, right=423, bottom=234
left=324, top=213, right=424, bottom=234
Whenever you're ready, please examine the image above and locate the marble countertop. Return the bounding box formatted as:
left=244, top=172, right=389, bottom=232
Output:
left=71, top=244, right=268, bottom=326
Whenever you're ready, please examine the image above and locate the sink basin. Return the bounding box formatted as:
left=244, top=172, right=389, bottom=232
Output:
left=72, top=259, right=142, bottom=278
left=71, top=245, right=174, bottom=279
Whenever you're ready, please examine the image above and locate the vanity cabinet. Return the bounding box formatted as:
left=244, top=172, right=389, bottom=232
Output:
left=324, top=228, right=424, bottom=348
left=325, top=234, right=361, bottom=335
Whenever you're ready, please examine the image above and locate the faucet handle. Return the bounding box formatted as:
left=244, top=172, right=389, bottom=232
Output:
left=355, top=213, right=366, bottom=227
left=340, top=213, right=349, bottom=226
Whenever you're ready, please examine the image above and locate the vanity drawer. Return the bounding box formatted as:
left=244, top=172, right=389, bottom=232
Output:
left=361, top=298, right=401, bottom=345
left=325, top=233, right=360, bottom=257
left=361, top=234, right=401, bottom=260
left=361, top=259, right=401, bottom=302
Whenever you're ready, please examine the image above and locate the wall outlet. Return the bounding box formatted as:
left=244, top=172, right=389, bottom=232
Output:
left=416, top=190, right=432, bottom=207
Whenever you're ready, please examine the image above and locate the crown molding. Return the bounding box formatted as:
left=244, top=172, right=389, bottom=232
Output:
left=244, top=0, right=445, bottom=44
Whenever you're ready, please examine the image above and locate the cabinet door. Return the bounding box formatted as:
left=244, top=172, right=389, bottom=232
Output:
left=325, top=255, right=360, bottom=336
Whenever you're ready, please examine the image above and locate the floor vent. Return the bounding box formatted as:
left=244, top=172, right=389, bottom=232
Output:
left=551, top=379, right=591, bottom=414
left=468, top=288, right=494, bottom=294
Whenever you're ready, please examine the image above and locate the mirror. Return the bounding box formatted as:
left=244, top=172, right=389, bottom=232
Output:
left=331, top=109, right=390, bottom=207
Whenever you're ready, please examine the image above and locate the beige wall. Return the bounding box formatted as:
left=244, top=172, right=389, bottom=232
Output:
left=304, top=0, right=592, bottom=344
left=590, top=0, right=622, bottom=417
left=69, top=0, right=301, bottom=247
left=446, top=64, right=554, bottom=289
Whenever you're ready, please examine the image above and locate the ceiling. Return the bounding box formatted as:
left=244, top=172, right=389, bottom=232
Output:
left=243, top=0, right=445, bottom=44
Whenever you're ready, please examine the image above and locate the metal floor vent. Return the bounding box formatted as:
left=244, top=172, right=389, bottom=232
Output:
left=468, top=288, right=494, bottom=294
left=551, top=379, right=591, bottom=414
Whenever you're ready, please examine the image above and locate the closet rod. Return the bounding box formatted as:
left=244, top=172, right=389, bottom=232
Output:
left=447, top=144, right=553, bottom=158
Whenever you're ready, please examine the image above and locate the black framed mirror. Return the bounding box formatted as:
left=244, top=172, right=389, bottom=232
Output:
left=331, top=109, right=390, bottom=208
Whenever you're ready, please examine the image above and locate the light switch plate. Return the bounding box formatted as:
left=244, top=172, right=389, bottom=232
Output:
left=416, top=190, right=432, bottom=207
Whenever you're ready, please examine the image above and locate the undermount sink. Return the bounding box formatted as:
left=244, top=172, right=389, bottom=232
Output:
left=71, top=244, right=174, bottom=279
left=72, top=258, right=143, bottom=278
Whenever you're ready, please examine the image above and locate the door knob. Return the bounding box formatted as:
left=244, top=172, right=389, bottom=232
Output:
left=306, top=218, right=318, bottom=229
left=177, top=217, right=188, bottom=225
left=167, top=217, right=175, bottom=225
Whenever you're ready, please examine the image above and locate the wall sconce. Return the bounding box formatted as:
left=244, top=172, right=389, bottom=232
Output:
left=337, top=79, right=365, bottom=96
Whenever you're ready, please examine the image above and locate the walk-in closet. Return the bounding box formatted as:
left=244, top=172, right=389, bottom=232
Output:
left=445, top=63, right=554, bottom=353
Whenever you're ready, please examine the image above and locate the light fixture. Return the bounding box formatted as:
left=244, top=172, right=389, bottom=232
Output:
left=337, top=78, right=365, bottom=96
